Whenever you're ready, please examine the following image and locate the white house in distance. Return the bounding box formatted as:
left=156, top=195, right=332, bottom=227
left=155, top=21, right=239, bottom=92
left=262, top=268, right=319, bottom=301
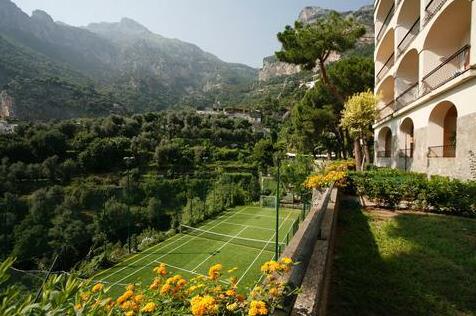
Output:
left=373, top=0, right=476, bottom=179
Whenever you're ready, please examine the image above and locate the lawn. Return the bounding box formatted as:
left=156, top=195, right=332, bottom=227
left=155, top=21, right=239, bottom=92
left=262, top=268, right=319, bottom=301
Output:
left=328, top=197, right=476, bottom=316
left=94, top=205, right=302, bottom=296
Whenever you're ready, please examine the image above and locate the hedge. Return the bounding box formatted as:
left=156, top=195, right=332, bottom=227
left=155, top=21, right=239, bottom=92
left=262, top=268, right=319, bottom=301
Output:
left=349, top=168, right=476, bottom=217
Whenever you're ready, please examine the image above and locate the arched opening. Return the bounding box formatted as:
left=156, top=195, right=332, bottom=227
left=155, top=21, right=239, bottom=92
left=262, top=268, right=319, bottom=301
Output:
left=399, top=118, right=414, bottom=158
left=377, top=127, right=393, bottom=158
left=396, top=0, right=420, bottom=58
left=376, top=76, right=395, bottom=121
left=428, top=101, right=457, bottom=158
left=395, top=49, right=419, bottom=109
left=422, top=0, right=471, bottom=93
left=376, top=0, right=395, bottom=43
left=376, top=29, right=395, bottom=84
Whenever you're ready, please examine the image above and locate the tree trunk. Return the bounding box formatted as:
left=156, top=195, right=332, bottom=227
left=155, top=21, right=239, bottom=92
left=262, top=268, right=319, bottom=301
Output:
left=319, top=59, right=345, bottom=105
left=363, top=138, right=371, bottom=167
left=353, top=138, right=363, bottom=171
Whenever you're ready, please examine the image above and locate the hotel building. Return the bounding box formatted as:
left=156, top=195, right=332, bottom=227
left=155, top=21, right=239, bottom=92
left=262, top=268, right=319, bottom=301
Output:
left=373, top=0, right=476, bottom=179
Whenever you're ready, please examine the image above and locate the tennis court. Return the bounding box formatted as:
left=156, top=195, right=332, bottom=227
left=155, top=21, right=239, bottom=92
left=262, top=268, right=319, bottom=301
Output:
left=94, top=205, right=303, bottom=295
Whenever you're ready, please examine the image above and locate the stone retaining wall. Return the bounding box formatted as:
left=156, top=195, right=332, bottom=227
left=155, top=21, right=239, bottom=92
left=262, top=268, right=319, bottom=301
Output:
left=275, top=186, right=340, bottom=316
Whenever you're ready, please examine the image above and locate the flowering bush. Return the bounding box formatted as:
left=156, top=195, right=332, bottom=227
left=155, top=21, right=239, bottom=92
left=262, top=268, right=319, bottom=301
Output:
left=0, top=257, right=296, bottom=316
left=304, top=160, right=355, bottom=190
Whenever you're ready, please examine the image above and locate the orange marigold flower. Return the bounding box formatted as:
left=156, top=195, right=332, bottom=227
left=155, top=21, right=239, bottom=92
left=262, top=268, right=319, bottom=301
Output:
left=249, top=300, right=268, bottom=316
left=208, top=264, right=223, bottom=280
left=153, top=263, right=168, bottom=276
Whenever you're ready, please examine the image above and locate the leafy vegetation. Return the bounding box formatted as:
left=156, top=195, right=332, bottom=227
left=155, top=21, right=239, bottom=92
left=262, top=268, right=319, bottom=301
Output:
left=350, top=168, right=476, bottom=217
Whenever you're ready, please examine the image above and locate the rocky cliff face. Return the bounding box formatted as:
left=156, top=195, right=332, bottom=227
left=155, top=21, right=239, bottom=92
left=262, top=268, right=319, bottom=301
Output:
left=0, top=91, right=14, bottom=118
left=259, top=4, right=374, bottom=81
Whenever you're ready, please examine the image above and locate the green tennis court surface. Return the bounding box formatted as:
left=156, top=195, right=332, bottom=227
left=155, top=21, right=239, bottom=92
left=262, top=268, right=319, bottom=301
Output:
left=94, top=205, right=302, bottom=295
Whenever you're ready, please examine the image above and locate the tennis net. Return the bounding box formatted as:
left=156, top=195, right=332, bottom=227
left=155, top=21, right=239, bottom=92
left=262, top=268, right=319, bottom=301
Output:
left=180, top=225, right=285, bottom=252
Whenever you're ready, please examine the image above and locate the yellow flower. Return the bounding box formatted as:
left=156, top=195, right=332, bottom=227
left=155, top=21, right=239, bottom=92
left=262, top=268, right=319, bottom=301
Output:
left=74, top=303, right=82, bottom=310
left=160, top=283, right=172, bottom=295
left=225, top=289, right=236, bottom=296
left=226, top=302, right=238, bottom=312
left=280, top=257, right=293, bottom=265
left=125, top=311, right=135, bottom=316
left=149, top=278, right=161, bottom=290
left=249, top=300, right=268, bottom=315
left=141, top=302, right=157, bottom=313
left=269, top=287, right=280, bottom=297
left=153, top=263, right=167, bottom=276
left=121, top=300, right=139, bottom=312
left=80, top=292, right=90, bottom=302
left=208, top=264, right=223, bottom=280
left=91, top=283, right=104, bottom=293
left=190, top=295, right=218, bottom=316
left=134, top=294, right=144, bottom=303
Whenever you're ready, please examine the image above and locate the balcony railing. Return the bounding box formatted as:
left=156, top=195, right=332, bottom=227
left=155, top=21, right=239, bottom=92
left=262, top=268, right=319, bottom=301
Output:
left=377, top=150, right=392, bottom=158
left=376, top=53, right=395, bottom=84
left=397, top=18, right=420, bottom=58
left=424, top=0, right=448, bottom=26
left=376, top=4, right=395, bottom=42
left=396, top=82, right=419, bottom=110
left=377, top=100, right=395, bottom=121
left=428, top=145, right=456, bottom=158
left=422, top=45, right=470, bottom=95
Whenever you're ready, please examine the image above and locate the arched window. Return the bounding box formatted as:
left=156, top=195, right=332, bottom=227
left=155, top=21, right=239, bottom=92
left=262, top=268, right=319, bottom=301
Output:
left=428, top=101, right=457, bottom=157
left=377, top=127, right=393, bottom=158
left=399, top=118, right=414, bottom=158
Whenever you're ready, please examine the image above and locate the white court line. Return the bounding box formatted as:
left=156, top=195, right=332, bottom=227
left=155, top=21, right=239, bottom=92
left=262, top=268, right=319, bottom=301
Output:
left=221, top=221, right=275, bottom=232
left=109, top=207, right=251, bottom=287
left=192, top=226, right=248, bottom=272
left=179, top=233, right=276, bottom=254
left=236, top=211, right=293, bottom=285
left=97, top=207, right=246, bottom=281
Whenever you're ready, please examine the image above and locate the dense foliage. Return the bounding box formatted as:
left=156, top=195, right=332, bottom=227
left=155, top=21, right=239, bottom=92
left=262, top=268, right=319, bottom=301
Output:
left=0, top=111, right=274, bottom=274
left=350, top=168, right=476, bottom=217
left=0, top=257, right=295, bottom=315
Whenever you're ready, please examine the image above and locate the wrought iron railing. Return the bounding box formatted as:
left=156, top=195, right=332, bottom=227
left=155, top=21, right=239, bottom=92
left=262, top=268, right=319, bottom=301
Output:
left=376, top=53, right=395, bottom=83
left=428, top=145, right=456, bottom=158
left=397, top=18, right=420, bottom=58
left=377, top=100, right=395, bottom=121
left=377, top=4, right=395, bottom=42
left=396, top=82, right=419, bottom=110
left=377, top=150, right=392, bottom=158
left=422, top=45, right=470, bottom=94
left=424, top=0, right=448, bottom=26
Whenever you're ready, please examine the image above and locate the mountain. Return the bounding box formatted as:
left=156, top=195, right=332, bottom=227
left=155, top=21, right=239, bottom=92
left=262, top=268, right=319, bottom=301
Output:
left=259, top=4, right=374, bottom=81
left=0, top=0, right=257, bottom=120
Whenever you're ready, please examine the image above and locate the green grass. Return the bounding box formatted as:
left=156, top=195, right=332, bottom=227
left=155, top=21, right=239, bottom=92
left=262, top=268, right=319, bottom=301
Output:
left=329, top=197, right=476, bottom=316
left=94, top=205, right=302, bottom=296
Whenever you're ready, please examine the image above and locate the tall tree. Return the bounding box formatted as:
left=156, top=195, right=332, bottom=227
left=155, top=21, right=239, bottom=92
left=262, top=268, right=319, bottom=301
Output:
left=341, top=90, right=378, bottom=170
left=276, top=12, right=366, bottom=104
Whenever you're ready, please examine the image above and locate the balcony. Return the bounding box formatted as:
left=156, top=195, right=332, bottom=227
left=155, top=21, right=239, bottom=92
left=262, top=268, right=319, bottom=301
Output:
left=422, top=45, right=470, bottom=95
left=376, top=53, right=395, bottom=84
left=396, top=18, right=420, bottom=58
left=395, top=82, right=419, bottom=110
left=376, top=4, right=395, bottom=43
left=428, top=145, right=456, bottom=158
left=377, top=100, right=395, bottom=121
left=424, top=0, right=449, bottom=26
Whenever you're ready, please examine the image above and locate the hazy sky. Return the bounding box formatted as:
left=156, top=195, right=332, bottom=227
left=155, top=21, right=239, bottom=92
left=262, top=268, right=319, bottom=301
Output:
left=12, top=0, right=371, bottom=68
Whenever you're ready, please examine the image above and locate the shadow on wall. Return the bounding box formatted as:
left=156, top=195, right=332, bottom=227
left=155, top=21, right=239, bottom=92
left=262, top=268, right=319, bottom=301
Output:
left=328, top=196, right=476, bottom=315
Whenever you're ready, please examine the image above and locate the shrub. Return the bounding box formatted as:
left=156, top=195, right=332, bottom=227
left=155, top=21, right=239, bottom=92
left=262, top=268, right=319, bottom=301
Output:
left=0, top=257, right=296, bottom=315
left=304, top=160, right=355, bottom=190
left=349, top=168, right=476, bottom=216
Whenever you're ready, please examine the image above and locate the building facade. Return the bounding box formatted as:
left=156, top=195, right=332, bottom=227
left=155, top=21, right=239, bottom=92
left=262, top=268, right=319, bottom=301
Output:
left=373, top=0, right=476, bottom=179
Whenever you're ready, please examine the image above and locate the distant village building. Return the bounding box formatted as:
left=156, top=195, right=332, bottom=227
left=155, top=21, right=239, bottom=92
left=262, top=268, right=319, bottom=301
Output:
left=197, top=108, right=262, bottom=124
left=0, top=91, right=14, bottom=118
left=0, top=120, right=17, bottom=134
left=373, top=0, right=476, bottom=179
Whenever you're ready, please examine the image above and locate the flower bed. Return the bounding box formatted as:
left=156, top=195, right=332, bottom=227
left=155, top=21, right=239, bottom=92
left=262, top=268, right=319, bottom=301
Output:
left=0, top=257, right=295, bottom=315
